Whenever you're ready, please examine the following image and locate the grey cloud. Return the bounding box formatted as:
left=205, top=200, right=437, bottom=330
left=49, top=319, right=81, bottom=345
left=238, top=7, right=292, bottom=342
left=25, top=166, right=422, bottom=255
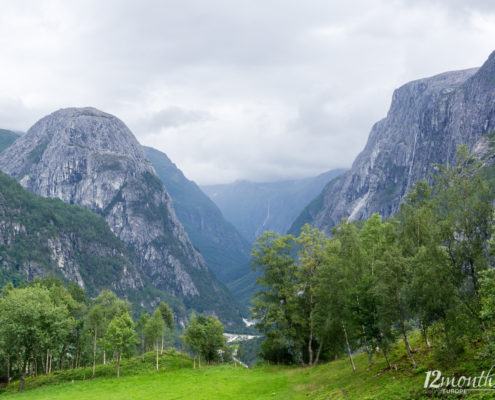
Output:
left=138, top=107, right=212, bottom=132
left=0, top=1, right=494, bottom=184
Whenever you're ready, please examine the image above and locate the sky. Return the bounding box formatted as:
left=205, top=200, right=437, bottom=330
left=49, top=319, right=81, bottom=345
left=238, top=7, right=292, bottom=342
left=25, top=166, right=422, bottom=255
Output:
left=1, top=1, right=495, bottom=185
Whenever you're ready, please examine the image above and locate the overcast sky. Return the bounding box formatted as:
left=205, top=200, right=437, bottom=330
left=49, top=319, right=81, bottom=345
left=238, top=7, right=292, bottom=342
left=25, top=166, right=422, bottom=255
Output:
left=1, top=1, right=495, bottom=184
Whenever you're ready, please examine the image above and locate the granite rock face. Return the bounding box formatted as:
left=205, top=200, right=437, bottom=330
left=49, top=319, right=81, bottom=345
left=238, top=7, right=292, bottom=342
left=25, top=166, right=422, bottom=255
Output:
left=0, top=108, right=241, bottom=322
left=0, top=170, right=143, bottom=296
left=294, top=50, right=495, bottom=233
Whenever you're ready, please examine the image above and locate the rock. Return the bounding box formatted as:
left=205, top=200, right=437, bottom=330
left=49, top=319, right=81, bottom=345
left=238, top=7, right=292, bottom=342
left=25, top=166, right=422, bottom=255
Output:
left=0, top=107, right=242, bottom=324
left=292, top=50, right=495, bottom=233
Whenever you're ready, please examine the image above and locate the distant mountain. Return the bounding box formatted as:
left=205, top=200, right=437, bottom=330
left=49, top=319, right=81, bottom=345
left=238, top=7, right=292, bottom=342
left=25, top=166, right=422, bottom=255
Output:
left=0, top=108, right=244, bottom=327
left=290, top=49, right=495, bottom=234
left=202, top=169, right=345, bottom=242
left=0, top=129, right=20, bottom=153
left=143, top=146, right=251, bottom=284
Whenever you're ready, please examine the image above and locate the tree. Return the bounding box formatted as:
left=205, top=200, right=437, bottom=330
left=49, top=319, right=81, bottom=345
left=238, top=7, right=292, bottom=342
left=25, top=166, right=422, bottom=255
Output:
left=317, top=235, right=357, bottom=372
left=251, top=231, right=301, bottom=364
left=399, top=181, right=455, bottom=350
left=0, top=285, right=72, bottom=391
left=433, top=146, right=494, bottom=326
left=87, top=290, right=130, bottom=372
left=136, top=313, right=151, bottom=360
left=103, top=313, right=137, bottom=377
left=145, top=309, right=164, bottom=371
left=87, top=304, right=104, bottom=378
left=374, top=226, right=417, bottom=369
left=182, top=314, right=226, bottom=366
left=157, top=302, right=174, bottom=355
left=296, top=224, right=328, bottom=366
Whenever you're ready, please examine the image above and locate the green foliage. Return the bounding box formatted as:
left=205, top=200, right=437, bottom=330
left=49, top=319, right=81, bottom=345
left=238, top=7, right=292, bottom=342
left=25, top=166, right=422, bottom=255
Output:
left=103, top=313, right=138, bottom=377
left=251, top=231, right=301, bottom=364
left=182, top=314, right=227, bottom=363
left=145, top=310, right=164, bottom=350
left=0, top=129, right=20, bottom=153
left=0, top=285, right=73, bottom=390
left=252, top=146, right=495, bottom=371
left=158, top=301, right=174, bottom=330
left=0, top=171, right=133, bottom=296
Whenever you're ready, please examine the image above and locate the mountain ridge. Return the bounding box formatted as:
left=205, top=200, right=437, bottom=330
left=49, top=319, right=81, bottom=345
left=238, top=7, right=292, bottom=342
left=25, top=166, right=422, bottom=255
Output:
left=291, top=50, right=495, bottom=233
left=0, top=108, right=243, bottom=326
left=143, top=146, right=252, bottom=284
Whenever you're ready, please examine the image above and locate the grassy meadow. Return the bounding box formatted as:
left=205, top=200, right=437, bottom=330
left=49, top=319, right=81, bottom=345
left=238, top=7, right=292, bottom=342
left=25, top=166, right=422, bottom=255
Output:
left=1, top=333, right=490, bottom=399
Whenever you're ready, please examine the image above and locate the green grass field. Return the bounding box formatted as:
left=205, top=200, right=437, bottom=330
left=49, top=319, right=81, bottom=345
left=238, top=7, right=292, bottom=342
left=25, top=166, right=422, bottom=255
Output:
left=1, top=335, right=490, bottom=399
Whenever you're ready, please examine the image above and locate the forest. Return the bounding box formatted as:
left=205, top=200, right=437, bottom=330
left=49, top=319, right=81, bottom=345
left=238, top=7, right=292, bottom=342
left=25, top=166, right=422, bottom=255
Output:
left=251, top=146, right=495, bottom=371
left=0, top=279, right=229, bottom=392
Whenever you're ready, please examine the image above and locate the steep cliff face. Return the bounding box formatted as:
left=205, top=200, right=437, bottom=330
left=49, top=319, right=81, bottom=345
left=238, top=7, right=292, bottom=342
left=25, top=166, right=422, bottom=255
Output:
left=0, top=170, right=142, bottom=296
left=0, top=108, right=242, bottom=324
left=292, top=50, right=495, bottom=234
left=144, top=146, right=251, bottom=284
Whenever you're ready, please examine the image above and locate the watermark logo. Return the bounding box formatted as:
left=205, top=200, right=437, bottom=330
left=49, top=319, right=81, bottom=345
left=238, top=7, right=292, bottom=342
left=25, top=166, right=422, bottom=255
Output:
left=424, top=366, right=495, bottom=395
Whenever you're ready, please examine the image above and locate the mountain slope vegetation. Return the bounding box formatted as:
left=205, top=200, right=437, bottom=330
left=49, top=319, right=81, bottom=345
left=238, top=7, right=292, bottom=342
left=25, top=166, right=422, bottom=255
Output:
left=0, top=130, right=19, bottom=153
left=0, top=170, right=142, bottom=298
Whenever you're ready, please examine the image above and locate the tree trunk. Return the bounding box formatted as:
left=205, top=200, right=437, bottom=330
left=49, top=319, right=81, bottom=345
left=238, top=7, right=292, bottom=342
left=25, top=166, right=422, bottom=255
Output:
left=399, top=313, right=417, bottom=368
left=342, top=321, right=356, bottom=373
left=383, top=347, right=392, bottom=369
left=156, top=342, right=159, bottom=371
left=44, top=350, right=49, bottom=375
left=193, top=358, right=196, bottom=369
left=421, top=322, right=431, bottom=349
left=308, top=293, right=314, bottom=366
left=161, top=335, right=164, bottom=356
left=7, top=355, right=10, bottom=383
left=59, top=344, right=67, bottom=370
left=92, top=323, right=97, bottom=378
left=49, top=353, right=52, bottom=374
left=362, top=325, right=373, bottom=365
left=19, top=360, right=27, bottom=392
left=116, top=352, right=120, bottom=378
left=312, top=340, right=323, bottom=367
left=103, top=350, right=106, bottom=365
left=19, top=371, right=26, bottom=392
left=198, top=356, right=201, bottom=369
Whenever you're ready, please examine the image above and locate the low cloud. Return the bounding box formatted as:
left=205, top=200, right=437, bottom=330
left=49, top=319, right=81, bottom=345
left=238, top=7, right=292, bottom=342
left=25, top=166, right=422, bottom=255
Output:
left=0, top=1, right=494, bottom=184
left=138, top=107, right=212, bottom=132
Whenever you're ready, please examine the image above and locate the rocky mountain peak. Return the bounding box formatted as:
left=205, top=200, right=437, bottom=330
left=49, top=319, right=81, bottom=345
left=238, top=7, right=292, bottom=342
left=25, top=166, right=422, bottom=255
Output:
left=0, top=107, right=242, bottom=324
left=33, top=107, right=147, bottom=161
left=290, top=49, right=495, bottom=234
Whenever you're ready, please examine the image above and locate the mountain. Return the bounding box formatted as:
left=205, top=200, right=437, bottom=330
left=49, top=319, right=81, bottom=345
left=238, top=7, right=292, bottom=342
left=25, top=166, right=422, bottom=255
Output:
left=290, top=50, right=495, bottom=234
left=0, top=107, right=243, bottom=326
left=202, top=169, right=345, bottom=242
left=0, top=170, right=146, bottom=298
left=0, top=129, right=20, bottom=153
left=143, top=146, right=251, bottom=284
